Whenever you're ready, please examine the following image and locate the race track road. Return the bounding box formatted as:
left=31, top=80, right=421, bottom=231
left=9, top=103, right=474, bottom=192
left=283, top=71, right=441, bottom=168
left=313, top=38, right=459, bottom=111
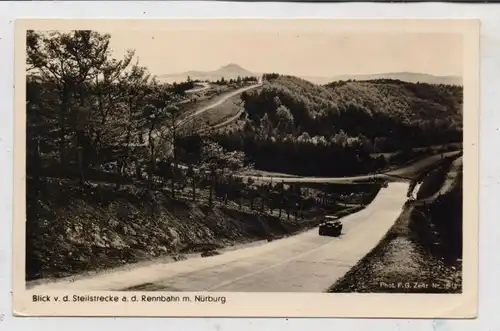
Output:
left=179, top=82, right=261, bottom=125
left=237, top=151, right=460, bottom=185
left=28, top=182, right=409, bottom=293
left=134, top=81, right=262, bottom=147
left=184, top=82, right=211, bottom=94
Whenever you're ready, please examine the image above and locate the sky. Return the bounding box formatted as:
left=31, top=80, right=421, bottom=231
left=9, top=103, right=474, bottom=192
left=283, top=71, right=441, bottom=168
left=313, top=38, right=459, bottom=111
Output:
left=105, top=28, right=463, bottom=78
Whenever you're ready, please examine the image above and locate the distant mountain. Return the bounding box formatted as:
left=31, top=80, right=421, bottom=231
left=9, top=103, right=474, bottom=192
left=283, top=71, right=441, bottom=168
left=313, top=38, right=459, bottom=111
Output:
left=157, top=63, right=257, bottom=83
left=301, top=72, right=462, bottom=86
left=158, top=65, right=462, bottom=86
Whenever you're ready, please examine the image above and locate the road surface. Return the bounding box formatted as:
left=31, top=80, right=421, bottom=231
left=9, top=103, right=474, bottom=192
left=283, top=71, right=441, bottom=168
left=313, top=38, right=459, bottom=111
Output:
left=136, top=80, right=262, bottom=146
left=185, top=82, right=211, bottom=94
left=179, top=81, right=261, bottom=126
left=236, top=151, right=460, bottom=185
left=27, top=182, right=409, bottom=292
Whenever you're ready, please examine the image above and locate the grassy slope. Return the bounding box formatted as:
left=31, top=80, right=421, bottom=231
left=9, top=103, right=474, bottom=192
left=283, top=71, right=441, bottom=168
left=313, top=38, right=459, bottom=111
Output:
left=328, top=155, right=463, bottom=293
left=196, top=93, right=245, bottom=127
left=180, top=83, right=250, bottom=118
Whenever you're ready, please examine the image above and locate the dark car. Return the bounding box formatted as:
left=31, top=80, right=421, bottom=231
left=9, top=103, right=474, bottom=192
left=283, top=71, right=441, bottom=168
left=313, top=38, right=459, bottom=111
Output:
left=319, top=216, right=343, bottom=237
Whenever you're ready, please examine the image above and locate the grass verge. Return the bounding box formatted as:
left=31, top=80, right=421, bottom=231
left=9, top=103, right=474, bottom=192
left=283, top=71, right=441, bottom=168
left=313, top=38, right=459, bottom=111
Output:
left=196, top=93, right=244, bottom=127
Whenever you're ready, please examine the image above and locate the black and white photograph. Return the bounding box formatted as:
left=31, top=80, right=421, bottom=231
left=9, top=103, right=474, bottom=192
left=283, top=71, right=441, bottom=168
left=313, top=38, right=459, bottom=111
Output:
left=13, top=19, right=479, bottom=317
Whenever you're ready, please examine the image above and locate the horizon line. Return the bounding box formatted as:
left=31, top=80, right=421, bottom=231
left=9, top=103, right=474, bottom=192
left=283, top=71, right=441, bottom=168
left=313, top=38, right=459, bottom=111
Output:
left=155, top=63, right=462, bottom=79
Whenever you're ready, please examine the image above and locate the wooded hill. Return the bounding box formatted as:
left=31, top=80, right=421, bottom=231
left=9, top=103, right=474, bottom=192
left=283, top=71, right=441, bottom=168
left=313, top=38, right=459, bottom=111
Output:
left=243, top=74, right=462, bottom=150
left=214, top=74, right=462, bottom=176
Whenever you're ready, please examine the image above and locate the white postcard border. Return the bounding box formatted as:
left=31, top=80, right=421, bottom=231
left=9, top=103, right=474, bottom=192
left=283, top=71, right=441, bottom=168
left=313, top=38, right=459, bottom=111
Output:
left=12, top=18, right=480, bottom=318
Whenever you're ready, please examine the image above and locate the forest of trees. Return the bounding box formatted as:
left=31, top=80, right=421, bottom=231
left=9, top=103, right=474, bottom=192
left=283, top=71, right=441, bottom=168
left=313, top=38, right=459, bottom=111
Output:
left=25, top=30, right=254, bottom=199
left=250, top=74, right=462, bottom=149
left=212, top=73, right=463, bottom=176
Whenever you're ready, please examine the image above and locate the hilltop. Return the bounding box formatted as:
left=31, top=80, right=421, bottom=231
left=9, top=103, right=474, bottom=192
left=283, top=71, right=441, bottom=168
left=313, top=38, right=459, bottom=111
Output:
left=157, top=63, right=256, bottom=83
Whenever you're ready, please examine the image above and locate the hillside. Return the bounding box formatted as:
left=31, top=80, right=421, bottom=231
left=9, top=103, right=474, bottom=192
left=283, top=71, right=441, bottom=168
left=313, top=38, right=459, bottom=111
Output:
left=26, top=172, right=378, bottom=281
left=157, top=64, right=257, bottom=84
left=211, top=74, right=462, bottom=177
left=241, top=74, right=462, bottom=148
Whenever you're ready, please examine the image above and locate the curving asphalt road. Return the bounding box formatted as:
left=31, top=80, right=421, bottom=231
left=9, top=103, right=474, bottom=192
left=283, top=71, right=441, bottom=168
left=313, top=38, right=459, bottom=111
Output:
left=179, top=82, right=261, bottom=126
left=184, top=82, right=211, bottom=94
left=236, top=151, right=460, bottom=185
left=27, top=182, right=409, bottom=292
left=136, top=80, right=262, bottom=147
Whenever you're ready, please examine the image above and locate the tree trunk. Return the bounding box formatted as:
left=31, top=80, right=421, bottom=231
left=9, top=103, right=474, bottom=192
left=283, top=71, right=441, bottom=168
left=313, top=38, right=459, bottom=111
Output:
left=77, top=146, right=85, bottom=185
left=278, top=183, right=284, bottom=218
left=32, top=137, right=41, bottom=198
left=192, top=174, right=196, bottom=202
left=208, top=180, right=213, bottom=208
left=75, top=123, right=86, bottom=185
left=58, top=88, right=68, bottom=170
left=148, top=154, right=154, bottom=192
left=171, top=118, right=178, bottom=200
left=170, top=164, right=176, bottom=199
left=208, top=170, right=216, bottom=208
left=147, top=123, right=155, bottom=193
left=135, top=160, right=142, bottom=181
left=116, top=160, right=125, bottom=190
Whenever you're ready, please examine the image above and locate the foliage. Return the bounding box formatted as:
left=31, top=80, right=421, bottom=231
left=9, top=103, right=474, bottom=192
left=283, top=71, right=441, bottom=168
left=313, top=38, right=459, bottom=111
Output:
left=27, top=30, right=191, bottom=188
left=200, top=140, right=245, bottom=173
left=219, top=74, right=463, bottom=176
left=243, top=74, right=462, bottom=151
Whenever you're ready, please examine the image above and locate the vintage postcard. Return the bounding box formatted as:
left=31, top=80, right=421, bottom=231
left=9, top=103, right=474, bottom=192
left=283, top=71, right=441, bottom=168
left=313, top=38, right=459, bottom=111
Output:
left=13, top=19, right=479, bottom=318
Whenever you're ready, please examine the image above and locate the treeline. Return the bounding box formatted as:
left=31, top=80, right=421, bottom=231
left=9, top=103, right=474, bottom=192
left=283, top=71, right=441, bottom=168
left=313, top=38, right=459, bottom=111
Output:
left=168, top=80, right=195, bottom=94
left=213, top=130, right=382, bottom=176
left=212, top=75, right=259, bottom=86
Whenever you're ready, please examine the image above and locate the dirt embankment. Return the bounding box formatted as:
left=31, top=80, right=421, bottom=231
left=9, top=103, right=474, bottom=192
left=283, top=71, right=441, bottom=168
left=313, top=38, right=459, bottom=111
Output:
left=328, top=155, right=463, bottom=293
left=26, top=178, right=370, bottom=283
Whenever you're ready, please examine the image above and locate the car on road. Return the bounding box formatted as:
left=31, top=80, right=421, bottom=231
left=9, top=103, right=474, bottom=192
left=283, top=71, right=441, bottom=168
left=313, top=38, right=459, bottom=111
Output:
left=319, top=216, right=343, bottom=237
